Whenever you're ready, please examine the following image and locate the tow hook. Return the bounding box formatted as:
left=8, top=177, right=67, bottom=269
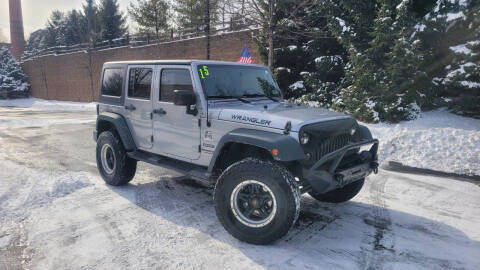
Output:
left=370, top=162, right=379, bottom=174
left=335, top=174, right=345, bottom=187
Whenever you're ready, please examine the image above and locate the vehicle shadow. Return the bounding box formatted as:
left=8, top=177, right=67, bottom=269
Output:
left=108, top=171, right=480, bottom=270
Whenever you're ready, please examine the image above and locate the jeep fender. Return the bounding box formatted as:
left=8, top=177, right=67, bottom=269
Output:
left=208, top=128, right=306, bottom=172
left=96, top=112, right=136, bottom=151
left=357, top=125, right=373, bottom=140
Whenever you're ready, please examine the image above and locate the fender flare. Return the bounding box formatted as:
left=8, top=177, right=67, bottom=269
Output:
left=357, top=125, right=373, bottom=140
left=207, top=128, right=306, bottom=172
left=95, top=112, right=137, bottom=151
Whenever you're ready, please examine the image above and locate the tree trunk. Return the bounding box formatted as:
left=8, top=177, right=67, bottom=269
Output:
left=268, top=31, right=274, bottom=70
left=267, top=0, right=275, bottom=70
left=88, top=50, right=94, bottom=102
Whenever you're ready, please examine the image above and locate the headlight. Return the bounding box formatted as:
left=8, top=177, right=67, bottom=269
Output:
left=350, top=127, right=356, bottom=136
left=300, top=132, right=310, bottom=145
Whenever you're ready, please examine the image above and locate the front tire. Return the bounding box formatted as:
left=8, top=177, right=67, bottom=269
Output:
left=309, top=178, right=365, bottom=203
left=214, top=158, right=300, bottom=245
left=96, top=131, right=137, bottom=186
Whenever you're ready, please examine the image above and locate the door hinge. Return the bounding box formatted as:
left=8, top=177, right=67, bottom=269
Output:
left=150, top=135, right=154, bottom=143
left=198, top=145, right=201, bottom=152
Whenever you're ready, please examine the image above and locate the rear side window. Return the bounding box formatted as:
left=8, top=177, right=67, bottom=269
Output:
left=101, top=68, right=124, bottom=97
left=160, top=69, right=193, bottom=102
left=128, top=68, right=153, bottom=99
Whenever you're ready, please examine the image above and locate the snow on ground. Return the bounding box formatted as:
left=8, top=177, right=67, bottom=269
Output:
left=0, top=98, right=96, bottom=111
left=364, top=108, right=480, bottom=176
left=1, top=141, right=479, bottom=269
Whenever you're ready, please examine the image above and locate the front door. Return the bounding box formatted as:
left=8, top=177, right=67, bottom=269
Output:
left=152, top=66, right=200, bottom=160
left=124, top=65, right=155, bottom=150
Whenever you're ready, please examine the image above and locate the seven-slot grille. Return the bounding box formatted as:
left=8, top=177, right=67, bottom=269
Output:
left=312, top=133, right=352, bottom=161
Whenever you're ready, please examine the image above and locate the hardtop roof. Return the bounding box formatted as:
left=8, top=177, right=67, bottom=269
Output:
left=103, top=60, right=266, bottom=68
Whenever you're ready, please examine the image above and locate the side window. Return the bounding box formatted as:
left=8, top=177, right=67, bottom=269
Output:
left=128, top=68, right=152, bottom=99
left=101, top=68, right=124, bottom=97
left=160, top=69, right=193, bottom=102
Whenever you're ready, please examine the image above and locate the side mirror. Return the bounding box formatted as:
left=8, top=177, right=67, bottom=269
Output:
left=173, top=90, right=196, bottom=106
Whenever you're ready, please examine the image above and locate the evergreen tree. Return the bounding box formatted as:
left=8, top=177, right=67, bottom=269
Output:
left=25, top=29, right=48, bottom=55
left=82, top=0, right=100, bottom=44
left=129, top=0, right=170, bottom=39
left=0, top=47, right=30, bottom=98
left=174, top=0, right=219, bottom=33
left=44, top=11, right=66, bottom=48
left=438, top=4, right=480, bottom=117
left=266, top=0, right=345, bottom=101
left=296, top=55, right=345, bottom=107
left=98, top=0, right=128, bottom=41
left=64, top=10, right=88, bottom=45
left=318, top=0, right=424, bottom=122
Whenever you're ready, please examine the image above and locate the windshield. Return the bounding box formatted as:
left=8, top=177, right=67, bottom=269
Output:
left=197, top=65, right=282, bottom=99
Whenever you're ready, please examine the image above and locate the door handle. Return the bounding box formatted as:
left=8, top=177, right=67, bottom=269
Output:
left=125, top=104, right=136, bottom=111
left=153, top=108, right=166, bottom=115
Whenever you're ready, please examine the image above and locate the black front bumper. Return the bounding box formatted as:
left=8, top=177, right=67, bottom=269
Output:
left=302, top=139, right=379, bottom=194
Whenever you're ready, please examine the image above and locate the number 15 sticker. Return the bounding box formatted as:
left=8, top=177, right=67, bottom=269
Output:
left=199, top=66, right=209, bottom=79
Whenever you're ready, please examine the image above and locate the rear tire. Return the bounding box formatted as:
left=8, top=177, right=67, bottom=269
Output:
left=308, top=178, right=365, bottom=203
left=96, top=131, right=137, bottom=186
left=214, top=158, right=300, bottom=245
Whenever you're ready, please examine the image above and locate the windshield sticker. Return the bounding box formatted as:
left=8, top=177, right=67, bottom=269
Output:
left=198, top=65, right=209, bottom=79
left=232, top=114, right=271, bottom=126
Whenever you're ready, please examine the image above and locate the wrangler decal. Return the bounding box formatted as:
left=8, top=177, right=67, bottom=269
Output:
left=231, top=114, right=271, bottom=126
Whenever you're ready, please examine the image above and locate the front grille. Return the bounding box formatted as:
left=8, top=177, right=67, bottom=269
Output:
left=300, top=118, right=358, bottom=167
left=312, top=133, right=352, bottom=161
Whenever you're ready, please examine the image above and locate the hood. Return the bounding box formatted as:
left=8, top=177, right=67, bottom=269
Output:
left=210, top=100, right=352, bottom=132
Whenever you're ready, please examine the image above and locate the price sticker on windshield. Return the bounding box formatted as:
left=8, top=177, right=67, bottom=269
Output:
left=199, top=65, right=209, bottom=79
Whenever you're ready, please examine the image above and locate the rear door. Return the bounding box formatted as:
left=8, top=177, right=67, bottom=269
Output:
left=124, top=65, right=155, bottom=150
left=152, top=66, right=200, bottom=160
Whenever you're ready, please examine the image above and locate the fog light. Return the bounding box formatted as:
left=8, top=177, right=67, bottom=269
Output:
left=300, top=133, right=310, bottom=145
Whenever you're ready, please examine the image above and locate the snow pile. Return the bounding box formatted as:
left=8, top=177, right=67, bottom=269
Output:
left=364, top=108, right=480, bottom=176
left=0, top=98, right=96, bottom=111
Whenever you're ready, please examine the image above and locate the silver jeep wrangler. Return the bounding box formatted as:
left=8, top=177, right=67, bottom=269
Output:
left=94, top=60, right=379, bottom=244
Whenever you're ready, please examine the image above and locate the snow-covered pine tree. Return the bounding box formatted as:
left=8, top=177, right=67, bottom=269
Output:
left=0, top=47, right=30, bottom=99
left=380, top=0, right=422, bottom=121
left=442, top=4, right=480, bottom=117
left=44, top=11, right=67, bottom=48
left=323, top=0, right=423, bottom=122
left=270, top=1, right=346, bottom=102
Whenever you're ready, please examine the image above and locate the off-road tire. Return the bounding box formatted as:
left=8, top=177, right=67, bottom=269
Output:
left=96, top=131, right=137, bottom=186
left=309, top=178, right=365, bottom=203
left=214, top=158, right=300, bottom=245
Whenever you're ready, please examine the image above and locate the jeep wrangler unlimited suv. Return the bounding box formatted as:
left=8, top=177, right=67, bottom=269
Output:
left=94, top=60, right=378, bottom=244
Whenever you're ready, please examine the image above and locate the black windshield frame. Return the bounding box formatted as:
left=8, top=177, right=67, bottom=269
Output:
left=196, top=64, right=283, bottom=100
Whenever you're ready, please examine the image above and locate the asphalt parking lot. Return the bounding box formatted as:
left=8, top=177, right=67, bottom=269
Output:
left=1, top=107, right=479, bottom=270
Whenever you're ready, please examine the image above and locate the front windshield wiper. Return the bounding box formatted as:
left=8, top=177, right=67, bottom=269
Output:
left=208, top=95, right=251, bottom=103
left=242, top=93, right=280, bottom=102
